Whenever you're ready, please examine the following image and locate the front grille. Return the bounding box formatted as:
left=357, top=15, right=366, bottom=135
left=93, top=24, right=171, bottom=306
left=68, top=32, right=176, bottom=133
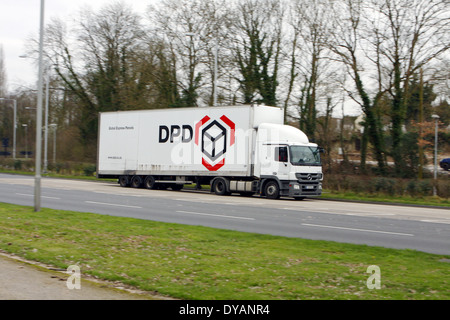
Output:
left=296, top=173, right=322, bottom=182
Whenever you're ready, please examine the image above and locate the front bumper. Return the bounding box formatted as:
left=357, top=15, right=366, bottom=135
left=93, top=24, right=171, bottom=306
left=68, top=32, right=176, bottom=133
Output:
left=287, top=181, right=322, bottom=197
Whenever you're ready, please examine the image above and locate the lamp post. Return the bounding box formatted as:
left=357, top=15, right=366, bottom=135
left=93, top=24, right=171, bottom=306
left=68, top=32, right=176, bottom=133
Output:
left=185, top=32, right=218, bottom=107
left=185, top=32, right=196, bottom=107
left=43, top=66, right=50, bottom=173
left=0, top=98, right=17, bottom=159
left=431, top=114, right=439, bottom=196
left=19, top=58, right=52, bottom=173
left=34, top=0, right=45, bottom=212
left=49, top=123, right=57, bottom=164
left=22, top=124, right=28, bottom=159
left=213, top=39, right=218, bottom=107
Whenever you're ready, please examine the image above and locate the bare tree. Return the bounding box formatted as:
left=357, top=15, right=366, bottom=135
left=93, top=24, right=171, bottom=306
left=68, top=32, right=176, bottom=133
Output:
left=228, top=0, right=285, bottom=106
left=328, top=0, right=388, bottom=173
left=288, top=0, right=334, bottom=140
left=369, top=0, right=449, bottom=174
left=42, top=3, right=159, bottom=159
left=147, top=0, right=231, bottom=107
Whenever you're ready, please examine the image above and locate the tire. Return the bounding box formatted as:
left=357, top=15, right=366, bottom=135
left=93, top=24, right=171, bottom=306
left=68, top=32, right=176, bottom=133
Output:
left=442, top=163, right=449, bottom=171
left=131, top=175, right=142, bottom=188
left=144, top=176, right=157, bottom=190
left=213, top=178, right=229, bottom=196
left=119, top=176, right=129, bottom=187
left=265, top=181, right=280, bottom=199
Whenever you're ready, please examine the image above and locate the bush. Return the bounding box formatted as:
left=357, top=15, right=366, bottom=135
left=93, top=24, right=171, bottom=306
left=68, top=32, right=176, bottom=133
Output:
left=374, top=177, right=396, bottom=195
left=13, top=160, right=22, bottom=171
left=83, top=164, right=96, bottom=176
left=323, top=173, right=447, bottom=199
left=406, top=180, right=419, bottom=197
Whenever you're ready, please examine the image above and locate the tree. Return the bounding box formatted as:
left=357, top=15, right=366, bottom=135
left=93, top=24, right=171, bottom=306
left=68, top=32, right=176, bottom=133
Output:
left=328, top=0, right=387, bottom=173
left=229, top=0, right=284, bottom=106
left=289, top=0, right=334, bottom=140
left=147, top=0, right=230, bottom=107
left=369, top=0, right=449, bottom=174
left=43, top=3, right=166, bottom=159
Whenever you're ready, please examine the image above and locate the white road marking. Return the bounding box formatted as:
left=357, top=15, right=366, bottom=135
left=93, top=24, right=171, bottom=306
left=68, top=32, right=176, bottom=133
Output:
left=344, top=213, right=396, bottom=216
left=85, top=201, right=142, bottom=209
left=420, top=219, right=450, bottom=224
left=176, top=210, right=255, bottom=221
left=16, top=193, right=60, bottom=200
left=301, top=223, right=414, bottom=236
left=282, top=207, right=396, bottom=217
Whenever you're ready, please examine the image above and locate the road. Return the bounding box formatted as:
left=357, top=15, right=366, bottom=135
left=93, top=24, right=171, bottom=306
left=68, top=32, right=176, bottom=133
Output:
left=0, top=173, right=449, bottom=255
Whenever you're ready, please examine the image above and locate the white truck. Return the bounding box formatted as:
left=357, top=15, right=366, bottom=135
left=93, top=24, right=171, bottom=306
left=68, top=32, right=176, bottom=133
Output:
left=97, top=105, right=323, bottom=199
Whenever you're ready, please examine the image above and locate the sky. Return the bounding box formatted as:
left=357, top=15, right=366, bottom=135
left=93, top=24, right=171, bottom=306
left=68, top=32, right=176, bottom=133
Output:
left=0, top=0, right=155, bottom=92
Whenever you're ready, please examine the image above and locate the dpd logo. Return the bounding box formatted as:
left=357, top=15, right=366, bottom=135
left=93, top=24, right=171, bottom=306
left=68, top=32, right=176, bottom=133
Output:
left=195, top=115, right=235, bottom=171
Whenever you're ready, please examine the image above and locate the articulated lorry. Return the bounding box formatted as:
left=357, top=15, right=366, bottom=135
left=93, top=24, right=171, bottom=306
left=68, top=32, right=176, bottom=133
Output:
left=97, top=105, right=323, bottom=199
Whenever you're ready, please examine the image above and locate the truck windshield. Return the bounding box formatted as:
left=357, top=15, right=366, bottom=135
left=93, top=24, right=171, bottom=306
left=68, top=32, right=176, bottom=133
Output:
left=289, top=146, right=321, bottom=166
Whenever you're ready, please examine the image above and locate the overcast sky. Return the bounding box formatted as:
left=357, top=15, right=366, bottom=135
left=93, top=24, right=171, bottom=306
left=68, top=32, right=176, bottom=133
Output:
left=0, top=0, right=155, bottom=92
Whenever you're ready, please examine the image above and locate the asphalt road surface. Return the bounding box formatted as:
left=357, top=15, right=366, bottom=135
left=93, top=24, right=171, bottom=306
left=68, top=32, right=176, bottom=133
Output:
left=0, top=173, right=449, bottom=255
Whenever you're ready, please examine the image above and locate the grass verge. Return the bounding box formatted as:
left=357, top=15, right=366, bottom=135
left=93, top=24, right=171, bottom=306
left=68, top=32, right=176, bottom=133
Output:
left=322, top=190, right=450, bottom=208
left=0, top=202, right=448, bottom=300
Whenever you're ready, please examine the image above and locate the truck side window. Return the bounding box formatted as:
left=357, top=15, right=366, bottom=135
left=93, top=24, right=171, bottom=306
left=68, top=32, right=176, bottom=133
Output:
left=275, top=146, right=288, bottom=162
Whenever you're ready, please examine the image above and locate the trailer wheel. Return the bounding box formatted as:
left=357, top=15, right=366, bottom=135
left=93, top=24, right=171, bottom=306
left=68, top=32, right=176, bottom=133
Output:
left=265, top=181, right=280, bottom=199
left=213, top=178, right=229, bottom=196
left=119, top=176, right=129, bottom=187
left=144, top=176, right=157, bottom=190
left=131, top=175, right=143, bottom=188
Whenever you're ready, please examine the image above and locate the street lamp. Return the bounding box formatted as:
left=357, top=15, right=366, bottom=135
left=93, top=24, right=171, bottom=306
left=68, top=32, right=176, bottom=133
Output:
left=49, top=123, right=57, bottom=164
left=22, top=124, right=28, bottom=159
left=34, top=0, right=46, bottom=212
left=431, top=114, right=439, bottom=196
left=19, top=58, right=52, bottom=174
left=213, top=39, right=218, bottom=107
left=43, top=65, right=51, bottom=173
left=185, top=32, right=219, bottom=107
left=0, top=98, right=17, bottom=159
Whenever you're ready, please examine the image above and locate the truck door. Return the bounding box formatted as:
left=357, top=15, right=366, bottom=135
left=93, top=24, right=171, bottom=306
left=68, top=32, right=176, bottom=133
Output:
left=257, top=144, right=289, bottom=181
left=273, top=146, right=290, bottom=181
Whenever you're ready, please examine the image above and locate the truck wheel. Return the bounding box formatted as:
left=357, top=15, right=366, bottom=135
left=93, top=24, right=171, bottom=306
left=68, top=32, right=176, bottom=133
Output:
left=265, top=181, right=280, bottom=199
left=119, top=176, right=129, bottom=187
left=131, top=176, right=142, bottom=188
left=213, top=178, right=229, bottom=196
left=144, top=176, right=157, bottom=189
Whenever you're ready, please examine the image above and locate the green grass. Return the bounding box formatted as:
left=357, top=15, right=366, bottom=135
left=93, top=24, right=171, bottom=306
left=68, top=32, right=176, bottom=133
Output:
left=0, top=169, right=104, bottom=181
left=0, top=202, right=448, bottom=300
left=322, top=190, right=450, bottom=207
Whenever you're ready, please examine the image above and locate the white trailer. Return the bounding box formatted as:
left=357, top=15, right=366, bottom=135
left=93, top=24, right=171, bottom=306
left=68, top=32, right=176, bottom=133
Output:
left=97, top=105, right=323, bottom=199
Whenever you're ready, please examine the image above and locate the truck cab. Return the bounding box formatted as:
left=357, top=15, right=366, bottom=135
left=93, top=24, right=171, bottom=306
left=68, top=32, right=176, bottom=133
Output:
left=255, top=123, right=323, bottom=199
